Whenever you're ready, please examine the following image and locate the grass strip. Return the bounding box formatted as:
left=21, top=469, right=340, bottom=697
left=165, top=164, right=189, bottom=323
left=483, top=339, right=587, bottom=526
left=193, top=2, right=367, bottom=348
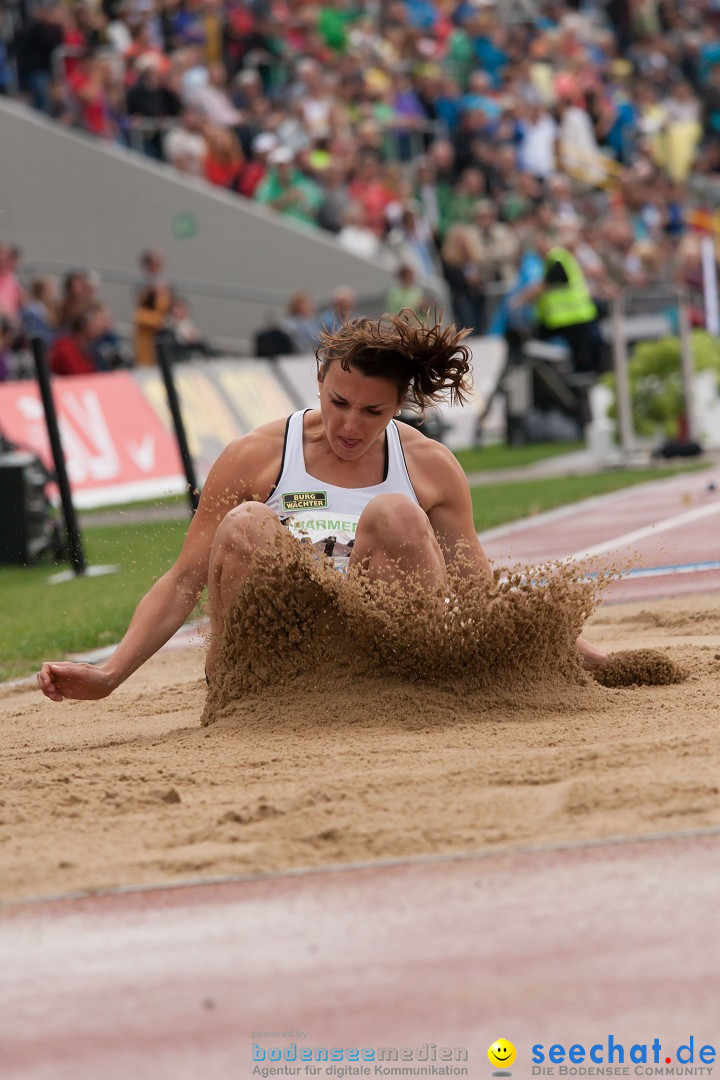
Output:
left=454, top=441, right=584, bottom=472
left=469, top=465, right=707, bottom=533
left=0, top=519, right=195, bottom=683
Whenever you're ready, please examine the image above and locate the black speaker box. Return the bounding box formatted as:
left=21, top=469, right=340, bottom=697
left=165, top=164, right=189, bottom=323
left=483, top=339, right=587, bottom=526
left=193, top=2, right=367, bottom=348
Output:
left=0, top=452, right=57, bottom=565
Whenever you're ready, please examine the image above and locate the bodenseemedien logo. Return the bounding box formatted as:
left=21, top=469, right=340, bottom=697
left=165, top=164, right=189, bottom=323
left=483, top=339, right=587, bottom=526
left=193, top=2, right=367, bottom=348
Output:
left=252, top=1042, right=470, bottom=1075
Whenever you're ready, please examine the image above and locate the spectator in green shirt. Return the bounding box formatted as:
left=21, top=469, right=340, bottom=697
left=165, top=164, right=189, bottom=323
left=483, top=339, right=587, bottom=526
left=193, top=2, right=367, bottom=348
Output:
left=384, top=265, right=428, bottom=315
left=444, top=168, right=487, bottom=233
left=254, top=147, right=323, bottom=227
left=317, top=1, right=357, bottom=53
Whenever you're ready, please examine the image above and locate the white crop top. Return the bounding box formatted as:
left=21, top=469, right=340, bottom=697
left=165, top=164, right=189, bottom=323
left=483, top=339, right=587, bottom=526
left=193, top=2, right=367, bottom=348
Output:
left=265, top=409, right=420, bottom=568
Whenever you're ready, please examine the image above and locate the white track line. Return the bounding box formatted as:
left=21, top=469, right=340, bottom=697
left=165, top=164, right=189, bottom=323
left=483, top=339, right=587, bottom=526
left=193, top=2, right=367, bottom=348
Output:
left=477, top=469, right=720, bottom=544
left=568, top=499, right=720, bottom=562
left=623, top=560, right=720, bottom=579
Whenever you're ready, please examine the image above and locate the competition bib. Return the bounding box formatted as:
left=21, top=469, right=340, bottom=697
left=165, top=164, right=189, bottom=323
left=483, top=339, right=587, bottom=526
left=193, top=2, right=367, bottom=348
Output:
left=281, top=508, right=360, bottom=562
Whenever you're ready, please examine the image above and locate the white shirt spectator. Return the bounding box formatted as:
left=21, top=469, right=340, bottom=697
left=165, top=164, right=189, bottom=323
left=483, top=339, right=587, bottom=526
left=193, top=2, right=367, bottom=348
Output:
left=187, top=82, right=242, bottom=127
left=416, top=176, right=440, bottom=234
left=276, top=111, right=312, bottom=154
left=163, top=126, right=207, bottom=176
left=519, top=112, right=557, bottom=178
left=338, top=225, right=382, bottom=260
left=182, top=65, right=242, bottom=127
left=301, top=95, right=332, bottom=140
left=558, top=105, right=603, bottom=183
left=106, top=19, right=133, bottom=56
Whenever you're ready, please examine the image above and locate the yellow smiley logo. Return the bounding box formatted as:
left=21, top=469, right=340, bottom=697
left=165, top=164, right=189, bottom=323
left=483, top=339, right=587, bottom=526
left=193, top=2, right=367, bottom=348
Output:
left=488, top=1039, right=517, bottom=1069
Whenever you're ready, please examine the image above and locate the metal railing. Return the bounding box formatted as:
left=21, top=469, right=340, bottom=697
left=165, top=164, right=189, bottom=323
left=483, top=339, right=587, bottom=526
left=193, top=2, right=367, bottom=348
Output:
left=124, top=117, right=178, bottom=157
left=121, top=114, right=446, bottom=164
left=19, top=260, right=400, bottom=357
left=21, top=259, right=394, bottom=317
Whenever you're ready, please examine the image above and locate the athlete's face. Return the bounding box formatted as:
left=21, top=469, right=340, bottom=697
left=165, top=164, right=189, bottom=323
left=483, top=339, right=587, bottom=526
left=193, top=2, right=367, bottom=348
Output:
left=318, top=363, right=402, bottom=461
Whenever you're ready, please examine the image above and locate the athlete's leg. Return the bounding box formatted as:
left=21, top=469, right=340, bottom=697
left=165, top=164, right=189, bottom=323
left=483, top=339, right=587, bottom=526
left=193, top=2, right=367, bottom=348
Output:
left=349, top=493, right=446, bottom=588
left=205, top=502, right=293, bottom=679
left=349, top=495, right=607, bottom=670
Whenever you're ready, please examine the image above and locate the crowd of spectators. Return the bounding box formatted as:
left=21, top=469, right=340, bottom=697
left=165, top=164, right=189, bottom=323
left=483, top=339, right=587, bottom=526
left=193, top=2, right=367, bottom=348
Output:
left=0, top=244, right=215, bottom=379
left=3, top=0, right=720, bottom=354
left=0, top=238, right=406, bottom=378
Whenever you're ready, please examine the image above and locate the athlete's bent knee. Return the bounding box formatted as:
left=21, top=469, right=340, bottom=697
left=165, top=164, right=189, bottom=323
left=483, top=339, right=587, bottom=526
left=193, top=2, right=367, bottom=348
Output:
left=215, top=501, right=279, bottom=550
left=358, top=494, right=431, bottom=545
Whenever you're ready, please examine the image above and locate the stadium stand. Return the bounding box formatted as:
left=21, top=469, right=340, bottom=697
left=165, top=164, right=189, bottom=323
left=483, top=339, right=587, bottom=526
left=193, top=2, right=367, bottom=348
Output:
left=1, top=0, right=719, bottom=376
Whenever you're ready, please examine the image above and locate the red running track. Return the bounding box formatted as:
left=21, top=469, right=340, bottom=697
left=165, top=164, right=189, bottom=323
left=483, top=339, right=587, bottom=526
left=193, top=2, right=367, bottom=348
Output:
left=2, top=832, right=720, bottom=1080
left=480, top=464, right=720, bottom=602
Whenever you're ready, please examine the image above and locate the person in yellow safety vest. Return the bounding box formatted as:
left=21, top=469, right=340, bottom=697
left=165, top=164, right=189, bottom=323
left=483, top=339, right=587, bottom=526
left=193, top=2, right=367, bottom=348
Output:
left=524, top=235, right=605, bottom=375
left=536, top=246, right=598, bottom=329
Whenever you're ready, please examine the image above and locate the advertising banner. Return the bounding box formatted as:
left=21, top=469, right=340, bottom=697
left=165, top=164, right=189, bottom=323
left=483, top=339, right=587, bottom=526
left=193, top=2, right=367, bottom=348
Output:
left=133, top=365, right=244, bottom=481
left=0, top=371, right=185, bottom=507
left=0, top=345, right=499, bottom=509
left=133, top=359, right=298, bottom=480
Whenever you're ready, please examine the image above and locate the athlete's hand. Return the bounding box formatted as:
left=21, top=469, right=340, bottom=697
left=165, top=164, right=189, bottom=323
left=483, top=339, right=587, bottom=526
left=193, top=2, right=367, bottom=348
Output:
left=37, top=662, right=117, bottom=703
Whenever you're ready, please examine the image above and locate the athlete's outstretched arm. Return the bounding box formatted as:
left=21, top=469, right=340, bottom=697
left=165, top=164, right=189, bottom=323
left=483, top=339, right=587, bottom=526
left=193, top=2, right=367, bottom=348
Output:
left=425, top=445, right=492, bottom=578
left=37, top=440, right=250, bottom=702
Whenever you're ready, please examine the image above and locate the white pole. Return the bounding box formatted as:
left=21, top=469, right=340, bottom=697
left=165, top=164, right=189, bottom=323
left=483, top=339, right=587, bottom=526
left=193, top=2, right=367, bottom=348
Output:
left=701, top=235, right=719, bottom=337
left=610, top=292, right=635, bottom=457
left=677, top=292, right=698, bottom=442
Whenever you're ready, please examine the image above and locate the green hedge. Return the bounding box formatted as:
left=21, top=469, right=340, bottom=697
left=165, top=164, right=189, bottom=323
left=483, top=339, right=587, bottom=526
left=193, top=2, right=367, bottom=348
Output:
left=603, top=331, right=720, bottom=437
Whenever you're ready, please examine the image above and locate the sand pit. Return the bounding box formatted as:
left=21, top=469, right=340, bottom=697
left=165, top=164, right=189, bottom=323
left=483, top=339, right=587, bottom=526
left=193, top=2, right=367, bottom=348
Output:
left=2, top=570, right=720, bottom=904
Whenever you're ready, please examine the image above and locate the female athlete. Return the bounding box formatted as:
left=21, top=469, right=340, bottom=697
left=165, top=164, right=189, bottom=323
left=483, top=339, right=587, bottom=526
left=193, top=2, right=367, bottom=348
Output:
left=37, top=312, right=605, bottom=702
